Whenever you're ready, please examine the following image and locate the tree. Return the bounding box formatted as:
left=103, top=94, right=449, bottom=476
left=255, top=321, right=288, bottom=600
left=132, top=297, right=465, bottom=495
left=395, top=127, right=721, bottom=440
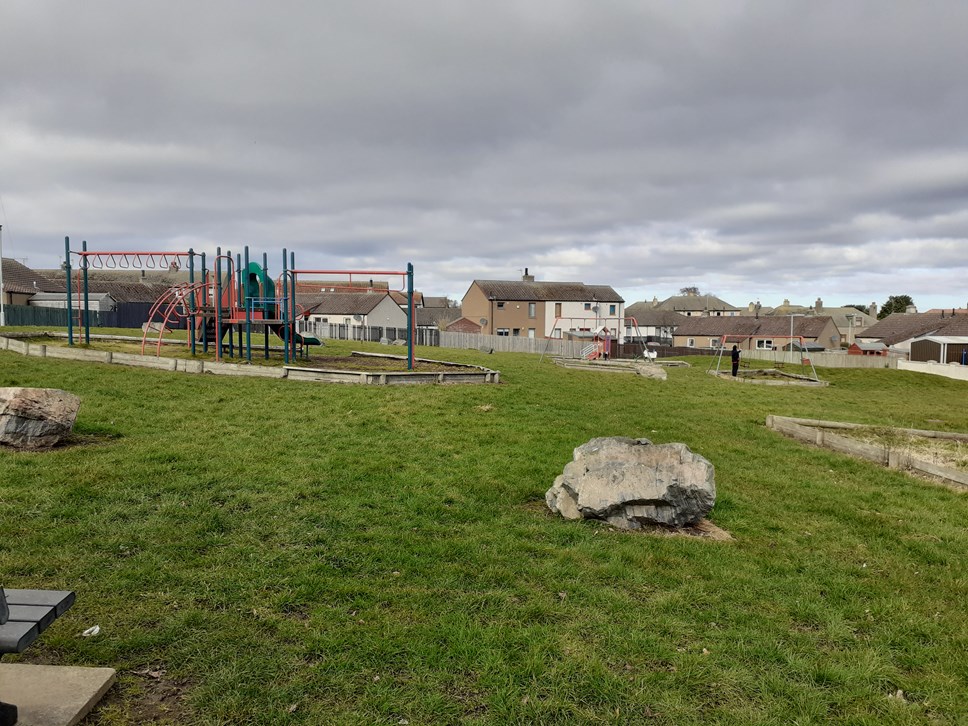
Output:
left=679, top=286, right=701, bottom=296
left=878, top=294, right=915, bottom=320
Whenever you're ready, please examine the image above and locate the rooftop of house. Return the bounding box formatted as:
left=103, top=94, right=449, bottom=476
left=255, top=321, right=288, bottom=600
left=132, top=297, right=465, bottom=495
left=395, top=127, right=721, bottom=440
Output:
left=624, top=303, right=686, bottom=327
left=674, top=315, right=835, bottom=340
left=296, top=291, right=393, bottom=316
left=470, top=280, right=623, bottom=303
left=856, top=312, right=965, bottom=346
left=415, top=307, right=463, bottom=328
left=653, top=292, right=740, bottom=313
left=2, top=259, right=65, bottom=294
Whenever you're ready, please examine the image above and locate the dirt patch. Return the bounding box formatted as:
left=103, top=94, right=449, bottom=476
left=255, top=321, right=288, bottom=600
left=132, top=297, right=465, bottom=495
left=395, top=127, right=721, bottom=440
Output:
left=0, top=432, right=119, bottom=453
left=525, top=500, right=733, bottom=540
left=89, top=667, right=194, bottom=724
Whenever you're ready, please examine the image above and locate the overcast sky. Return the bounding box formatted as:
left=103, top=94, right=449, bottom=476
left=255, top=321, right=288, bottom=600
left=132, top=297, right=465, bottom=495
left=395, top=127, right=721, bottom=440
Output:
left=2, top=1, right=967, bottom=309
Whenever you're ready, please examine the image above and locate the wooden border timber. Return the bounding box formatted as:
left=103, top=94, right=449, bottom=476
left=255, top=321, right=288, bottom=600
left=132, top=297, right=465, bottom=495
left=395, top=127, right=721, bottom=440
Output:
left=766, top=415, right=968, bottom=489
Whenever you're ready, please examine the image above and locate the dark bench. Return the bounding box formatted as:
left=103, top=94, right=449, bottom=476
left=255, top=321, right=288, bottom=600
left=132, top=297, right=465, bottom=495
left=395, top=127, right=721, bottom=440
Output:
left=0, top=587, right=76, bottom=726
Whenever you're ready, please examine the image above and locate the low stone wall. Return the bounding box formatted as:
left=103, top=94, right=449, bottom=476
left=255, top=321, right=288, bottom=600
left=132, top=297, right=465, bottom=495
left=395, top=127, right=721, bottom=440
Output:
left=0, top=334, right=499, bottom=386
left=766, top=415, right=968, bottom=489
left=899, top=359, right=968, bottom=382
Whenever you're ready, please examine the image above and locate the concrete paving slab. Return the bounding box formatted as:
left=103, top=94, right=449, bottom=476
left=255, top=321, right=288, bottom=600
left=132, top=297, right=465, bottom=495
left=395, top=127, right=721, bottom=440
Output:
left=0, top=664, right=115, bottom=726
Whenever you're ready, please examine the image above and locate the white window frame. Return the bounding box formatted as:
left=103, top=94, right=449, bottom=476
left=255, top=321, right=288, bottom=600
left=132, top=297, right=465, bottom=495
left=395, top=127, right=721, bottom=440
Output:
left=756, top=339, right=773, bottom=349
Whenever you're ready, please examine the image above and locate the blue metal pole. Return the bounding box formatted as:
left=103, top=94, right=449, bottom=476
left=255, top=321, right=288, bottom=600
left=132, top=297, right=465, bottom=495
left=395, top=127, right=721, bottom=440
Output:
left=262, top=252, right=269, bottom=359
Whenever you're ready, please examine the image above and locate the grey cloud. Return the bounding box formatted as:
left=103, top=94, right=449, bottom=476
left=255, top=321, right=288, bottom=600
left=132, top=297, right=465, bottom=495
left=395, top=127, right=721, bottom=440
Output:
left=1, top=1, right=967, bottom=309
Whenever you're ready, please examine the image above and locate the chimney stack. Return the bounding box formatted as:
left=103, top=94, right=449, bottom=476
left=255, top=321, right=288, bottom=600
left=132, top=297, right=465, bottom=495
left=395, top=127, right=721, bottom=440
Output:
left=869, top=302, right=877, bottom=318
left=522, top=267, right=535, bottom=282
left=815, top=297, right=823, bottom=312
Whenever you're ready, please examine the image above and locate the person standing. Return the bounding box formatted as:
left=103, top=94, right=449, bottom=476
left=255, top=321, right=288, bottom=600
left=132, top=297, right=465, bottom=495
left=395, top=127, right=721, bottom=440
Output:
left=731, top=344, right=740, bottom=376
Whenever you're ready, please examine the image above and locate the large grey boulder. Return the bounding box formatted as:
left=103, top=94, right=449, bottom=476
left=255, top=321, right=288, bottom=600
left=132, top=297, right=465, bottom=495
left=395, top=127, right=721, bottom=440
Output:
left=635, top=364, right=667, bottom=380
left=0, top=387, right=81, bottom=450
left=546, top=437, right=715, bottom=529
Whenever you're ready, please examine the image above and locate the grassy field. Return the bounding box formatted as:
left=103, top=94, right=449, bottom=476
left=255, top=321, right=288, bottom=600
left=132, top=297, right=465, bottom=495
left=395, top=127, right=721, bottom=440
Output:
left=1, top=336, right=967, bottom=725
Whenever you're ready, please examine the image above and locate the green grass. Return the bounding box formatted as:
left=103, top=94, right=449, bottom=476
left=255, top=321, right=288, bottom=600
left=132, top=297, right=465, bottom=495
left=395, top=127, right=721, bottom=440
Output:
left=1, top=338, right=967, bottom=725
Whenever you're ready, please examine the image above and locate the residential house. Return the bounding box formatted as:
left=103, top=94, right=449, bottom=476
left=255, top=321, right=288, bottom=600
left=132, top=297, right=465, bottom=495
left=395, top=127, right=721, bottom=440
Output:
left=295, top=279, right=389, bottom=295
left=908, top=317, right=968, bottom=364
left=623, top=303, right=683, bottom=344
left=299, top=292, right=408, bottom=330
left=855, top=311, right=964, bottom=354
left=848, top=341, right=889, bottom=357
left=461, top=271, right=624, bottom=340
left=444, top=317, right=484, bottom=334
left=672, top=316, right=840, bottom=351
left=1, top=258, right=64, bottom=306
left=652, top=291, right=741, bottom=317
left=415, top=306, right=462, bottom=331
left=389, top=290, right=424, bottom=309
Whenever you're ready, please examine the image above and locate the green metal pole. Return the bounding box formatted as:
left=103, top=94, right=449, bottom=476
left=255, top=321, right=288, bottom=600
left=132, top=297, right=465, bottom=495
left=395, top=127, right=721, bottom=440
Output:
left=244, top=246, right=251, bottom=363
left=290, top=250, right=297, bottom=359
left=65, top=237, right=73, bottom=345
left=81, top=240, right=90, bottom=344
left=226, top=249, right=234, bottom=359
left=215, top=247, right=222, bottom=360
left=201, top=252, right=208, bottom=354
left=188, top=249, right=196, bottom=356
left=281, top=249, right=289, bottom=365
left=407, top=262, right=414, bottom=370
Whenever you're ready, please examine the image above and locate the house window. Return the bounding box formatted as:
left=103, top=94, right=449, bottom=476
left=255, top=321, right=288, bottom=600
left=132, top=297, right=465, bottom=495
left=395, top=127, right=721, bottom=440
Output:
left=710, top=338, right=721, bottom=348
left=687, top=338, right=696, bottom=347
left=528, top=302, right=536, bottom=318
left=528, top=328, right=536, bottom=338
left=609, top=304, right=616, bottom=315
left=496, top=302, right=505, bottom=310
left=497, top=328, right=510, bottom=336
left=512, top=328, right=521, bottom=336
left=756, top=339, right=773, bottom=349
left=584, top=303, right=591, bottom=311
left=554, top=303, right=562, bottom=317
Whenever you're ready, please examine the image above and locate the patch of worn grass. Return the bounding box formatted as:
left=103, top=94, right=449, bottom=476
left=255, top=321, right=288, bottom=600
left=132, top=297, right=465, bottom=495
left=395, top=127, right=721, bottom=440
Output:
left=1, top=342, right=967, bottom=724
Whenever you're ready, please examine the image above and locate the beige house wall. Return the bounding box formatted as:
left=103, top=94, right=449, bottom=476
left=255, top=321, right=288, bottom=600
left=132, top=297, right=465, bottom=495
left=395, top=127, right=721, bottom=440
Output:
left=461, top=283, right=545, bottom=337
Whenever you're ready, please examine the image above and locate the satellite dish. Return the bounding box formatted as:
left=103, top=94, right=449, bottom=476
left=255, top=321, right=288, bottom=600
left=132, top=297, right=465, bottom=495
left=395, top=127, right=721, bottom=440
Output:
left=479, top=318, right=488, bottom=326
left=353, top=314, right=363, bottom=322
